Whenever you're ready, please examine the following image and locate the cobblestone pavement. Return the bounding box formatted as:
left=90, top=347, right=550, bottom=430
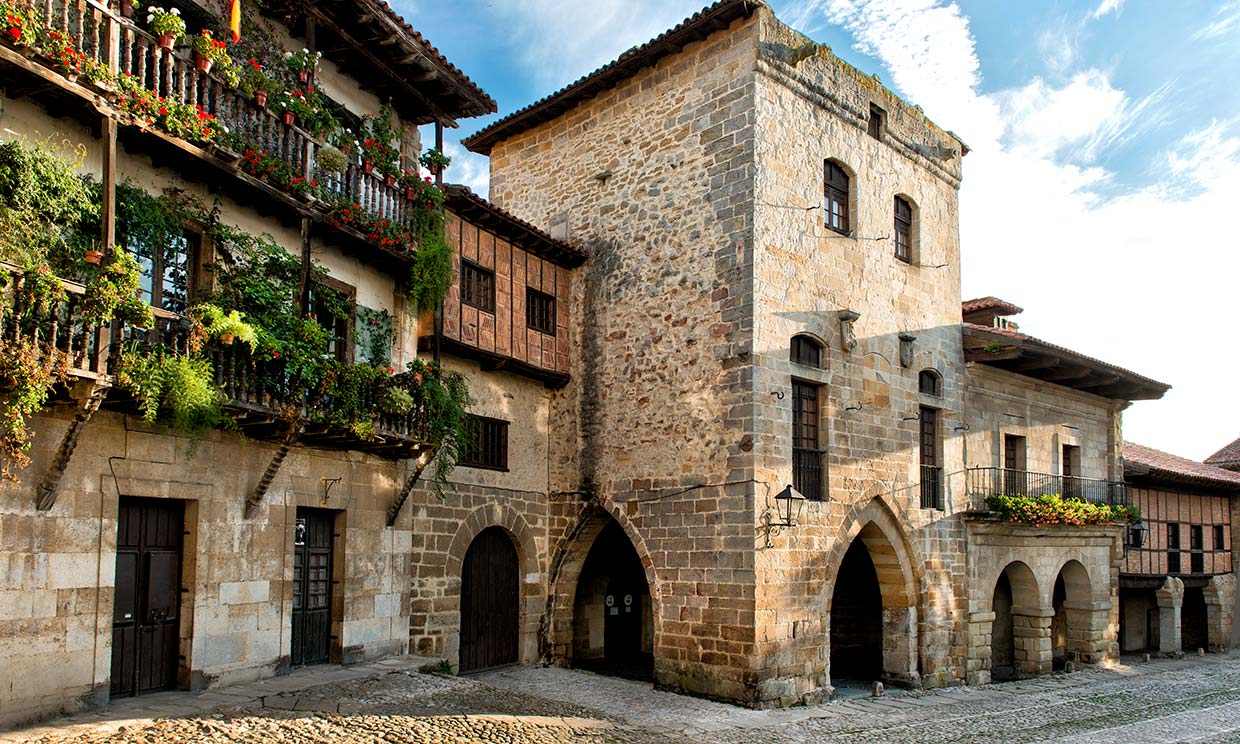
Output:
left=5, top=654, right=1240, bottom=743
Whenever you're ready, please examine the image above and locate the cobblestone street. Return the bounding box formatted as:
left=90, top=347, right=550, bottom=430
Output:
left=5, top=654, right=1240, bottom=744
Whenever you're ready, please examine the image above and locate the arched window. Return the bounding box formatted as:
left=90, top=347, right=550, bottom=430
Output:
left=894, top=196, right=913, bottom=263
left=824, top=160, right=851, bottom=235
left=919, top=369, right=941, bottom=396
left=791, top=334, right=824, bottom=368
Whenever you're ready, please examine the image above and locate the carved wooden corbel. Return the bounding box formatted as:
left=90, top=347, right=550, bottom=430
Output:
left=243, top=420, right=303, bottom=519
left=386, top=446, right=436, bottom=527
left=35, top=380, right=109, bottom=511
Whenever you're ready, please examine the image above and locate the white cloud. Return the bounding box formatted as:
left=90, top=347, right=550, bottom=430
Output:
left=1091, top=0, right=1124, bottom=19
left=485, top=0, right=702, bottom=91
left=443, top=141, right=491, bottom=197
left=1192, top=1, right=1240, bottom=41
left=786, top=0, right=1240, bottom=459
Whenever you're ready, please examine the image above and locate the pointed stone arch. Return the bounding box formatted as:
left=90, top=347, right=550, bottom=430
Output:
left=823, top=495, right=922, bottom=686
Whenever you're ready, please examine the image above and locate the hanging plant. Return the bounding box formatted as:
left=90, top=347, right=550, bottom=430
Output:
left=315, top=145, right=347, bottom=174
left=419, top=148, right=451, bottom=175
left=190, top=302, right=257, bottom=349
left=0, top=335, right=69, bottom=479
left=145, top=6, right=184, bottom=49
left=238, top=58, right=277, bottom=106
left=189, top=30, right=239, bottom=87
left=114, top=346, right=226, bottom=434
left=81, top=248, right=154, bottom=327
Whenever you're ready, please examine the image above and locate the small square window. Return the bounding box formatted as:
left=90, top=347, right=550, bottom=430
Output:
left=460, top=415, right=508, bottom=470
left=461, top=261, right=495, bottom=313
left=526, top=287, right=556, bottom=336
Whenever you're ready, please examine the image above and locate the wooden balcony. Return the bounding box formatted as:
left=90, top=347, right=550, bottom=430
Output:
left=1, top=0, right=425, bottom=270
left=1, top=265, right=431, bottom=459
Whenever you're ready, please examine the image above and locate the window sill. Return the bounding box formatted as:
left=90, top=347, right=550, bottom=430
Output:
left=459, top=464, right=510, bottom=473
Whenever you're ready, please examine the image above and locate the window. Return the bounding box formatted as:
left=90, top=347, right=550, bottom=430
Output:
left=919, top=406, right=942, bottom=509
left=526, top=287, right=556, bottom=336
left=868, top=104, right=884, bottom=140
left=127, top=229, right=199, bottom=315
left=1214, top=525, right=1226, bottom=551
left=792, top=380, right=824, bottom=499
left=918, top=369, right=941, bottom=396
left=460, top=415, right=508, bottom=470
left=894, top=196, right=913, bottom=263
left=823, top=160, right=850, bottom=235
left=791, top=335, right=823, bottom=368
left=1062, top=444, right=1081, bottom=498
left=1167, top=523, right=1181, bottom=574
left=1191, top=525, right=1204, bottom=573
left=461, top=260, right=495, bottom=313
left=310, top=278, right=355, bottom=365
left=1003, top=434, right=1027, bottom=496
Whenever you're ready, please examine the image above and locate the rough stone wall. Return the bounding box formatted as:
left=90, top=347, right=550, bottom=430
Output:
left=0, top=410, right=414, bottom=726
left=748, top=9, right=968, bottom=702
left=487, top=14, right=763, bottom=702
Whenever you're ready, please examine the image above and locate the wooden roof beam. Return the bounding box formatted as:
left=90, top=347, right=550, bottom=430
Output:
left=1042, top=366, right=1092, bottom=383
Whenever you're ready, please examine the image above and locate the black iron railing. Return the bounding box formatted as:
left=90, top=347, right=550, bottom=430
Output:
left=793, top=447, right=824, bottom=500
left=920, top=465, right=943, bottom=510
left=965, top=467, right=1127, bottom=511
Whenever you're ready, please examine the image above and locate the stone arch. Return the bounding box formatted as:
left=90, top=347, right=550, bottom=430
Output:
left=542, top=502, right=660, bottom=671
left=990, top=561, right=1046, bottom=679
left=823, top=496, right=921, bottom=686
left=438, top=504, right=542, bottom=666
left=1051, top=558, right=1107, bottom=665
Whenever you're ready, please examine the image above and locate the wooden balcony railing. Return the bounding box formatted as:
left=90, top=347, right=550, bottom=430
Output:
left=1, top=265, right=430, bottom=455
left=17, top=0, right=415, bottom=240
left=965, top=467, right=1128, bottom=511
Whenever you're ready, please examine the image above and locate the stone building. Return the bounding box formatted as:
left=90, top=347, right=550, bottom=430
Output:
left=464, top=0, right=1169, bottom=706
left=0, top=0, right=588, bottom=728
left=1119, top=443, right=1240, bottom=655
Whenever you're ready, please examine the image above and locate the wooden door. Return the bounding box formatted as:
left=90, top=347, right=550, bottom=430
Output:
left=459, top=527, right=519, bottom=672
left=111, top=497, right=183, bottom=698
left=292, top=508, right=334, bottom=667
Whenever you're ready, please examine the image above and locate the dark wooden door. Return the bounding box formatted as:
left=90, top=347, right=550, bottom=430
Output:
left=111, top=497, right=183, bottom=698
left=292, top=508, right=334, bottom=667
left=459, top=527, right=519, bottom=672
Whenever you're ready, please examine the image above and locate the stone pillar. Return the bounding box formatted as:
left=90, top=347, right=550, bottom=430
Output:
left=1155, top=576, right=1184, bottom=655
left=1203, top=574, right=1235, bottom=652
left=965, top=610, right=994, bottom=685
left=1012, top=606, right=1054, bottom=676
left=1063, top=601, right=1110, bottom=665
left=880, top=606, right=920, bottom=687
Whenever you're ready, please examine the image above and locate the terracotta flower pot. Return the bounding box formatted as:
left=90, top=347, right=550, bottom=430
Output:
left=84, top=249, right=103, bottom=266
left=405, top=186, right=417, bottom=201
left=384, top=174, right=397, bottom=188
left=297, top=68, right=310, bottom=84
left=339, top=143, right=352, bottom=157
left=158, top=32, right=175, bottom=50
left=219, top=332, right=235, bottom=345
left=253, top=89, right=267, bottom=107
left=362, top=160, right=375, bottom=174
left=194, top=54, right=212, bottom=74
left=118, top=0, right=135, bottom=19
left=281, top=110, right=295, bottom=127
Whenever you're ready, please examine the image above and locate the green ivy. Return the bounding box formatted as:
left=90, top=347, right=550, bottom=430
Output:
left=113, top=346, right=227, bottom=435
left=355, top=305, right=394, bottom=366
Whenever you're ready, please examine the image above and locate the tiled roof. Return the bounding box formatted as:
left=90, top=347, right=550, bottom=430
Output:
left=961, top=297, right=1023, bottom=316
left=963, top=323, right=1170, bottom=400
left=462, top=0, right=759, bottom=154
left=1124, top=442, right=1240, bottom=490
left=1206, top=436, right=1240, bottom=468
left=443, top=185, right=588, bottom=268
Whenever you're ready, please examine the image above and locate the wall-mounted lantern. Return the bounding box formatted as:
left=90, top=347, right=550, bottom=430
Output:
left=764, top=484, right=807, bottom=547
left=1127, top=520, right=1149, bottom=549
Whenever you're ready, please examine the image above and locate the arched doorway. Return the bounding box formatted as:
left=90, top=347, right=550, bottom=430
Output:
left=827, top=519, right=918, bottom=687
left=572, top=520, right=653, bottom=680
left=991, top=561, right=1039, bottom=681
left=1182, top=586, right=1208, bottom=653
left=1053, top=560, right=1095, bottom=665
left=460, top=527, right=520, bottom=672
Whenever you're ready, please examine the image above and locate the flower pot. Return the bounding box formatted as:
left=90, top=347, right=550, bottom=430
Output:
left=297, top=68, right=310, bottom=84
left=219, top=332, right=235, bottom=345
left=194, top=54, right=213, bottom=74
left=281, top=110, right=295, bottom=127
left=428, top=165, right=441, bottom=176
left=362, top=160, right=375, bottom=174
left=384, top=174, right=397, bottom=188
left=405, top=186, right=417, bottom=201
left=253, top=89, right=267, bottom=107
left=84, top=249, right=103, bottom=266
left=158, top=32, right=176, bottom=51
left=118, top=0, right=135, bottom=19
left=339, top=143, right=352, bottom=157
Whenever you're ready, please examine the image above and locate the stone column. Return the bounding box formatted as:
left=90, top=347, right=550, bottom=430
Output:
left=1204, top=574, right=1235, bottom=652
left=881, top=606, right=920, bottom=687
left=1063, top=600, right=1110, bottom=665
left=1012, top=606, right=1054, bottom=676
left=965, top=610, right=994, bottom=685
left=1155, top=576, right=1184, bottom=655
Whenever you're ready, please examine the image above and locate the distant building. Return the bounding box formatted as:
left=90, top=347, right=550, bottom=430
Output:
left=1206, top=437, right=1240, bottom=473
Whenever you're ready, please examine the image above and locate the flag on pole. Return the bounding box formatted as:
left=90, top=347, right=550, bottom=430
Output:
left=228, top=0, right=241, bottom=43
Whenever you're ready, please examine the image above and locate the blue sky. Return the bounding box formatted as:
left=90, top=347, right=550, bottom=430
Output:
left=400, top=0, right=1240, bottom=461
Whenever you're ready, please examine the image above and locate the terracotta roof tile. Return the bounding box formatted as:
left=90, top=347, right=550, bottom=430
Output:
left=1124, top=442, right=1240, bottom=490
left=1205, top=436, right=1240, bottom=468
left=961, top=296, right=1023, bottom=316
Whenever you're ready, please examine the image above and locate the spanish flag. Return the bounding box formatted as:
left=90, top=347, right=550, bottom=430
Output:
left=228, top=0, right=241, bottom=43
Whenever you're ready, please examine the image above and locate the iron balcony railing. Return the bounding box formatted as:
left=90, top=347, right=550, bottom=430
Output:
left=0, top=265, right=430, bottom=452
left=793, top=447, right=824, bottom=501
left=920, top=465, right=943, bottom=510
left=965, top=466, right=1128, bottom=511
left=11, top=0, right=415, bottom=240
